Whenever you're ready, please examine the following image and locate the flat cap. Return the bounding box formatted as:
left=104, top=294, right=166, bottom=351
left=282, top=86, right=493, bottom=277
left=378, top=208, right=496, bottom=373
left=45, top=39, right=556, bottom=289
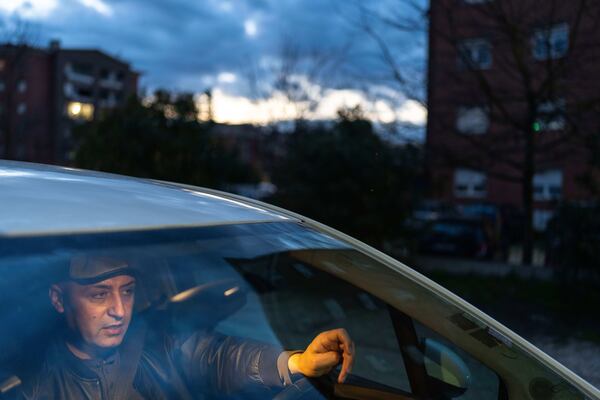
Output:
left=69, top=254, right=135, bottom=285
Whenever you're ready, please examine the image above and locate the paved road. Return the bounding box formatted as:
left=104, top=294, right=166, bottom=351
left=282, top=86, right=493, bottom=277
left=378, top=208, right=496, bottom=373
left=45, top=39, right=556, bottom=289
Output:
left=413, top=256, right=555, bottom=280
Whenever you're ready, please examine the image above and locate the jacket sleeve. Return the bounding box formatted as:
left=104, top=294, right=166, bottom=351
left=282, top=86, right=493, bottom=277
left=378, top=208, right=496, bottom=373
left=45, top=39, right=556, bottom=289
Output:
left=176, top=331, right=286, bottom=395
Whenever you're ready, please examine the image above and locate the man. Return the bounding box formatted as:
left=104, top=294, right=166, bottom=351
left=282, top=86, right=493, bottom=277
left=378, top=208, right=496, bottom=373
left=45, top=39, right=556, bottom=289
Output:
left=21, top=254, right=354, bottom=399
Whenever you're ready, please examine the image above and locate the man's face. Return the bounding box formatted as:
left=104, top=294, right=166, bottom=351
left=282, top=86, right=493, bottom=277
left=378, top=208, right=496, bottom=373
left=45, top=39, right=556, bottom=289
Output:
left=52, top=275, right=136, bottom=351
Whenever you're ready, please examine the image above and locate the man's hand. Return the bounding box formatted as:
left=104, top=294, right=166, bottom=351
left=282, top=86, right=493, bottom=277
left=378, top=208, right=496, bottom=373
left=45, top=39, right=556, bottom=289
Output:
left=288, top=328, right=354, bottom=383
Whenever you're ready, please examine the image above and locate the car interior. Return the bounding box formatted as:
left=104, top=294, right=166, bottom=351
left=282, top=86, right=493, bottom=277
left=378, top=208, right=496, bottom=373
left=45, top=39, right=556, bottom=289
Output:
left=0, top=222, right=584, bottom=399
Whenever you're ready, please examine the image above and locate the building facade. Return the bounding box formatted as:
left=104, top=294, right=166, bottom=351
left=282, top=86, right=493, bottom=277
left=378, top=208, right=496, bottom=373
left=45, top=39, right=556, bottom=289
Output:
left=0, top=40, right=138, bottom=164
left=426, top=0, right=600, bottom=230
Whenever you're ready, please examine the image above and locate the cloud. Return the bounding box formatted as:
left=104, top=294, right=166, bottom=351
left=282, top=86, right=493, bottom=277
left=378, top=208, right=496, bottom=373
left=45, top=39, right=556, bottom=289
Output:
left=12, top=0, right=426, bottom=131
left=244, top=19, right=257, bottom=37
left=0, top=0, right=58, bottom=19
left=209, top=80, right=426, bottom=127
left=78, top=0, right=113, bottom=17
left=218, top=72, right=237, bottom=83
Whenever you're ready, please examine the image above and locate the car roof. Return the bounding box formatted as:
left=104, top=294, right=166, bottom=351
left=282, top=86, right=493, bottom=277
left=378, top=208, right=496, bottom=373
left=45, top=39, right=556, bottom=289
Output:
left=432, top=216, right=483, bottom=224
left=0, top=161, right=294, bottom=236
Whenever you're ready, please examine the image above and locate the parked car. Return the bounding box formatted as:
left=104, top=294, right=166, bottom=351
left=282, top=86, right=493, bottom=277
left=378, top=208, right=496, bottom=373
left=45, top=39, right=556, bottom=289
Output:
left=405, top=200, right=458, bottom=231
left=418, top=217, right=496, bottom=259
left=0, top=161, right=598, bottom=399
left=457, top=203, right=502, bottom=241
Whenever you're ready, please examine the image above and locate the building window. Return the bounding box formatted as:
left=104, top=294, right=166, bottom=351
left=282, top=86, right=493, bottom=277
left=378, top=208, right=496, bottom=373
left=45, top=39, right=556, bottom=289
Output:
left=454, top=168, right=487, bottom=198
left=533, top=209, right=555, bottom=231
left=532, top=23, right=569, bottom=60
left=463, top=0, right=492, bottom=3
left=0, top=59, right=5, bottom=72
left=0, top=81, right=5, bottom=91
left=17, top=103, right=26, bottom=115
left=67, top=101, right=94, bottom=121
left=533, top=98, right=565, bottom=132
left=458, top=39, right=492, bottom=70
left=456, top=106, right=489, bottom=134
left=533, top=169, right=562, bottom=201
left=77, top=87, right=94, bottom=99
left=17, top=80, right=27, bottom=93
left=63, top=82, right=75, bottom=97
left=72, top=62, right=94, bottom=76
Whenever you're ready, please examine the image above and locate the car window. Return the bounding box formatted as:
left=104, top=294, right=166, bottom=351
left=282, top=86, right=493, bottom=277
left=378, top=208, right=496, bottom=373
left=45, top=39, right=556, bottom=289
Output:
left=223, top=250, right=413, bottom=394
left=0, top=221, right=591, bottom=399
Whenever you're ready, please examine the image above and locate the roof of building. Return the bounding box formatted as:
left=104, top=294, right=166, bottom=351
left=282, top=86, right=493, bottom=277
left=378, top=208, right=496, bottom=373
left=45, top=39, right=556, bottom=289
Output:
left=57, top=48, right=132, bottom=68
left=0, top=42, right=134, bottom=70
left=0, top=161, right=292, bottom=236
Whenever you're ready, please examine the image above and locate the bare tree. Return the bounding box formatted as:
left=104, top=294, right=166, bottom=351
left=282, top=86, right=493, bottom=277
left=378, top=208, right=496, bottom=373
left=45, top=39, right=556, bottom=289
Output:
left=240, top=36, right=350, bottom=125
left=430, top=0, right=600, bottom=264
left=333, top=0, right=429, bottom=106
left=347, top=0, right=600, bottom=265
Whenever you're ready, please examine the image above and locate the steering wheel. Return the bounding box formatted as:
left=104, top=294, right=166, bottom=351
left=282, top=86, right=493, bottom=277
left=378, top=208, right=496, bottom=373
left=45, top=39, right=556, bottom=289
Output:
left=272, top=377, right=325, bottom=400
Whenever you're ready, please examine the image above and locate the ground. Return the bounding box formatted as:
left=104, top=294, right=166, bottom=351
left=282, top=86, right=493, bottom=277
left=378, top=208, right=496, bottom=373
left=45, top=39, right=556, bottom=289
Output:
left=414, top=256, right=600, bottom=389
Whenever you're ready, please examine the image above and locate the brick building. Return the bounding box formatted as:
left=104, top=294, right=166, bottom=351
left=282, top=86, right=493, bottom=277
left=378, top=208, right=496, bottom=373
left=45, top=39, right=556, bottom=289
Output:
left=426, top=0, right=600, bottom=230
left=0, top=40, right=138, bottom=164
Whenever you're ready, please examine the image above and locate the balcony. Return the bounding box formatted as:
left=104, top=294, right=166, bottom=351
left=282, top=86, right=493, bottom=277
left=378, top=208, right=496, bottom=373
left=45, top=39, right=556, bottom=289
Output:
left=64, top=64, right=94, bottom=85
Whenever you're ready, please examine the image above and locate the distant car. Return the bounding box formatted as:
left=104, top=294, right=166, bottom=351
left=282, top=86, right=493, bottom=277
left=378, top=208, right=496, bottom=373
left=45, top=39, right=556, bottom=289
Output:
left=405, top=200, right=458, bottom=231
left=418, top=217, right=496, bottom=259
left=0, top=161, right=598, bottom=399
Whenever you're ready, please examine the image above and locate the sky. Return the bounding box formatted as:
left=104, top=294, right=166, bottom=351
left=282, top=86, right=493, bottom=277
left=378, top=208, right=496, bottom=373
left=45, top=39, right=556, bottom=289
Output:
left=0, top=0, right=427, bottom=136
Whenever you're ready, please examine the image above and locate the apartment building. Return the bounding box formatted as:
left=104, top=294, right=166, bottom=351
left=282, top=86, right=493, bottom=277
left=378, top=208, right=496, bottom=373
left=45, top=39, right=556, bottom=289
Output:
left=426, top=0, right=600, bottom=229
left=0, top=40, right=138, bottom=164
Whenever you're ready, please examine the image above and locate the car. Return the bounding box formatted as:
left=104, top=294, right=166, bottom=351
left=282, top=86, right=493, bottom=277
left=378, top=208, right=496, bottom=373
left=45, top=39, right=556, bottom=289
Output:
left=418, top=217, right=496, bottom=259
left=405, top=200, right=459, bottom=231
left=0, top=160, right=598, bottom=400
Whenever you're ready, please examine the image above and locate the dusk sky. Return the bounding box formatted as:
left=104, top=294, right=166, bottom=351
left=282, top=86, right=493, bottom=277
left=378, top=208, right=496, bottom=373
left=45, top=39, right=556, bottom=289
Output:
left=0, top=0, right=427, bottom=131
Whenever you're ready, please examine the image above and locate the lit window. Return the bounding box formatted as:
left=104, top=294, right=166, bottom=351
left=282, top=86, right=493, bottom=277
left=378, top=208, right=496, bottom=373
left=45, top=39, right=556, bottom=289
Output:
left=17, top=103, right=26, bottom=115
left=458, top=39, right=492, bottom=70
left=67, top=102, right=94, bottom=121
left=532, top=23, right=569, bottom=60
left=454, top=168, right=487, bottom=198
left=533, top=99, right=565, bottom=132
left=17, top=80, right=27, bottom=93
left=533, top=169, right=562, bottom=201
left=456, top=106, right=489, bottom=134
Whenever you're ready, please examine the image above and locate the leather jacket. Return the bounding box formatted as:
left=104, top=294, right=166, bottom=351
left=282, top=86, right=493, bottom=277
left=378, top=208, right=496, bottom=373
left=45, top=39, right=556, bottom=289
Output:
left=20, top=320, right=289, bottom=399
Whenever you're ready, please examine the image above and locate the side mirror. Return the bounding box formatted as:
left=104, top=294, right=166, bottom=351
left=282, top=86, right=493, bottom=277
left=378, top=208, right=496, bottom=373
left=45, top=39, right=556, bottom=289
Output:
left=421, top=338, right=471, bottom=398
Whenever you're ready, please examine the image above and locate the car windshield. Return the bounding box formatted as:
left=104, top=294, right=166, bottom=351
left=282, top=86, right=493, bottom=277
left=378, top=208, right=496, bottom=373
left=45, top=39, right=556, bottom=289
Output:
left=0, top=221, right=586, bottom=399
